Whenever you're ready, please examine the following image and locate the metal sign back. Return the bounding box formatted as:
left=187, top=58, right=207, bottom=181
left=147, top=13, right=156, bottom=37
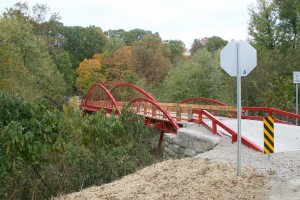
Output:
left=293, top=71, right=300, bottom=84
left=220, top=40, right=257, bottom=77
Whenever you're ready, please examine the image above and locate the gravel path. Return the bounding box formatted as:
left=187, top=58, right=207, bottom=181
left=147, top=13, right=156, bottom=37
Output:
left=187, top=122, right=300, bottom=199
left=197, top=136, right=300, bottom=199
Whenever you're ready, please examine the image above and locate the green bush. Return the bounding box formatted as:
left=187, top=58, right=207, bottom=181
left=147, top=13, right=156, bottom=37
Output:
left=0, top=93, right=156, bottom=199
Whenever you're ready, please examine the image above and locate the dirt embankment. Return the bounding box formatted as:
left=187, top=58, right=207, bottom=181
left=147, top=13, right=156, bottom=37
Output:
left=55, top=158, right=269, bottom=199
left=55, top=137, right=300, bottom=200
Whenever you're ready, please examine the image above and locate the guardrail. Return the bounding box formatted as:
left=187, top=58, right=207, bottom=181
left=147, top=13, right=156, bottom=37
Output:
left=158, top=102, right=236, bottom=121
left=191, top=109, right=264, bottom=152
left=242, top=107, right=300, bottom=125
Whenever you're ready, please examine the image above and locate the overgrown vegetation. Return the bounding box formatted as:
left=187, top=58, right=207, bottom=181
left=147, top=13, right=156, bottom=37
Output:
left=0, top=93, right=156, bottom=199
left=0, top=0, right=299, bottom=198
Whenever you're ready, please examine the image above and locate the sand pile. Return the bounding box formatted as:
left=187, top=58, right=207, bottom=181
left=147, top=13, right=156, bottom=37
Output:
left=56, top=157, right=269, bottom=200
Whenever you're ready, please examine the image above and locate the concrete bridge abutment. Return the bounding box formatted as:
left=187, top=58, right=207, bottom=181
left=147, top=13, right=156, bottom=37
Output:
left=163, top=123, right=221, bottom=159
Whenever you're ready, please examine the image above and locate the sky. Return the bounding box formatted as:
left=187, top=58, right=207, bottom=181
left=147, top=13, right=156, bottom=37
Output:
left=0, top=0, right=257, bottom=49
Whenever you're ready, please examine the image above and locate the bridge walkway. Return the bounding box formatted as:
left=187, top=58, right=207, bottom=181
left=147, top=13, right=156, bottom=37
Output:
left=81, top=82, right=300, bottom=153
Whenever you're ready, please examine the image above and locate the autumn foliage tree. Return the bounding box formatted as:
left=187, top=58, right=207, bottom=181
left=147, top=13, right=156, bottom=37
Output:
left=131, top=34, right=172, bottom=85
left=102, top=46, right=134, bottom=81
left=75, top=54, right=106, bottom=94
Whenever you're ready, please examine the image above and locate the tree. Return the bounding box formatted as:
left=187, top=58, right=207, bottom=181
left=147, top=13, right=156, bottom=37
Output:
left=104, top=28, right=153, bottom=46
left=246, top=0, right=300, bottom=110
left=63, top=26, right=107, bottom=67
left=2, top=2, right=33, bottom=23
left=164, top=40, right=186, bottom=64
left=2, top=2, right=68, bottom=62
left=56, top=51, right=75, bottom=93
left=2, top=2, right=61, bottom=32
left=259, top=73, right=294, bottom=111
left=75, top=54, right=106, bottom=94
left=0, top=42, right=39, bottom=100
left=124, top=28, right=152, bottom=45
left=248, top=0, right=278, bottom=50
left=162, top=49, right=230, bottom=102
left=205, top=36, right=228, bottom=52
left=37, top=20, right=66, bottom=60
left=275, top=0, right=300, bottom=49
left=103, top=38, right=126, bottom=57
left=102, top=46, right=134, bottom=81
left=131, top=34, right=172, bottom=85
left=248, top=0, right=300, bottom=51
left=190, top=39, right=204, bottom=55
left=0, top=17, right=67, bottom=106
left=190, top=36, right=227, bottom=55
left=105, top=29, right=127, bottom=41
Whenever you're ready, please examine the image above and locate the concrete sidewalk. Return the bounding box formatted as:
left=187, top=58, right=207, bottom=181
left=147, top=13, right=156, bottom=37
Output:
left=216, top=119, right=300, bottom=153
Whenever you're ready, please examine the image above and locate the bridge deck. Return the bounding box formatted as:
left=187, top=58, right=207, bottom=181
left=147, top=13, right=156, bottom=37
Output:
left=218, top=119, right=300, bottom=153
left=82, top=82, right=300, bottom=153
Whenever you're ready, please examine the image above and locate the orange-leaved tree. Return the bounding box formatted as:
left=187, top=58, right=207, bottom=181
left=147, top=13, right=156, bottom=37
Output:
left=131, top=34, right=172, bottom=85
left=76, top=54, right=106, bottom=94
left=102, top=46, right=134, bottom=81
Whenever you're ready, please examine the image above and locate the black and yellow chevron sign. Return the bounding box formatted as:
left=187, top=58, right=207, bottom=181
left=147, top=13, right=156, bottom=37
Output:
left=264, top=117, right=274, bottom=154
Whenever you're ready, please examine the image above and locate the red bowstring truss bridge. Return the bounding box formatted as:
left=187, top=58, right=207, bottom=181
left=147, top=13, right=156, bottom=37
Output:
left=81, top=82, right=300, bottom=152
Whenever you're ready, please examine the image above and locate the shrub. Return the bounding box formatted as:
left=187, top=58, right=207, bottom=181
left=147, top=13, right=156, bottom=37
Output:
left=0, top=93, right=156, bottom=199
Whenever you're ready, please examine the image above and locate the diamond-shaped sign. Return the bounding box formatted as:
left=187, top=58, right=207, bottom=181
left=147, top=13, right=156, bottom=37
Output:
left=220, top=40, right=257, bottom=77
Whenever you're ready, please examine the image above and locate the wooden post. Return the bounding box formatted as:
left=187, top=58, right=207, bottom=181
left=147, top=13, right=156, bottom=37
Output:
left=188, top=107, right=193, bottom=121
left=176, top=103, right=181, bottom=121
left=152, top=105, right=156, bottom=118
left=144, top=102, right=147, bottom=116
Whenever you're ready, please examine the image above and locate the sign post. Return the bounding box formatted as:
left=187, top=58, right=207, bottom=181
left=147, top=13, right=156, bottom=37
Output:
left=220, top=40, right=257, bottom=176
left=294, top=72, right=300, bottom=125
left=236, top=42, right=242, bottom=176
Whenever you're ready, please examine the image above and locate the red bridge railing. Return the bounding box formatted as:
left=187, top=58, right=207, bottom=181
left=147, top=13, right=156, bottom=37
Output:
left=242, top=107, right=300, bottom=125
left=82, top=82, right=121, bottom=114
left=180, top=97, right=228, bottom=106
left=191, top=109, right=264, bottom=152
left=81, top=82, right=299, bottom=152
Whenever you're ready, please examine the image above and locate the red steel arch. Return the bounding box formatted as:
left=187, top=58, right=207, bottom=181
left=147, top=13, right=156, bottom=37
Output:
left=81, top=82, right=121, bottom=114
left=110, top=83, right=157, bottom=103
left=129, top=97, right=179, bottom=148
left=179, top=97, right=228, bottom=106
left=129, top=98, right=179, bottom=132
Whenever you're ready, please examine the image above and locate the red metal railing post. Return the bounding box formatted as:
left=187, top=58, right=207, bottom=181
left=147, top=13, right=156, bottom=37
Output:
left=212, top=120, right=217, bottom=134
left=198, top=110, right=203, bottom=124
left=268, top=110, right=273, bottom=117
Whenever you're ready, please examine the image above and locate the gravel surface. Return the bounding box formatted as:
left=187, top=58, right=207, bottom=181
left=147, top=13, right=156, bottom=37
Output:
left=54, top=127, right=300, bottom=200
left=197, top=136, right=300, bottom=199
left=55, top=156, right=269, bottom=200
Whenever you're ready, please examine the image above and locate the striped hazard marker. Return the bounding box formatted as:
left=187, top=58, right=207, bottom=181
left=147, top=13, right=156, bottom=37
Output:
left=264, top=117, right=274, bottom=154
